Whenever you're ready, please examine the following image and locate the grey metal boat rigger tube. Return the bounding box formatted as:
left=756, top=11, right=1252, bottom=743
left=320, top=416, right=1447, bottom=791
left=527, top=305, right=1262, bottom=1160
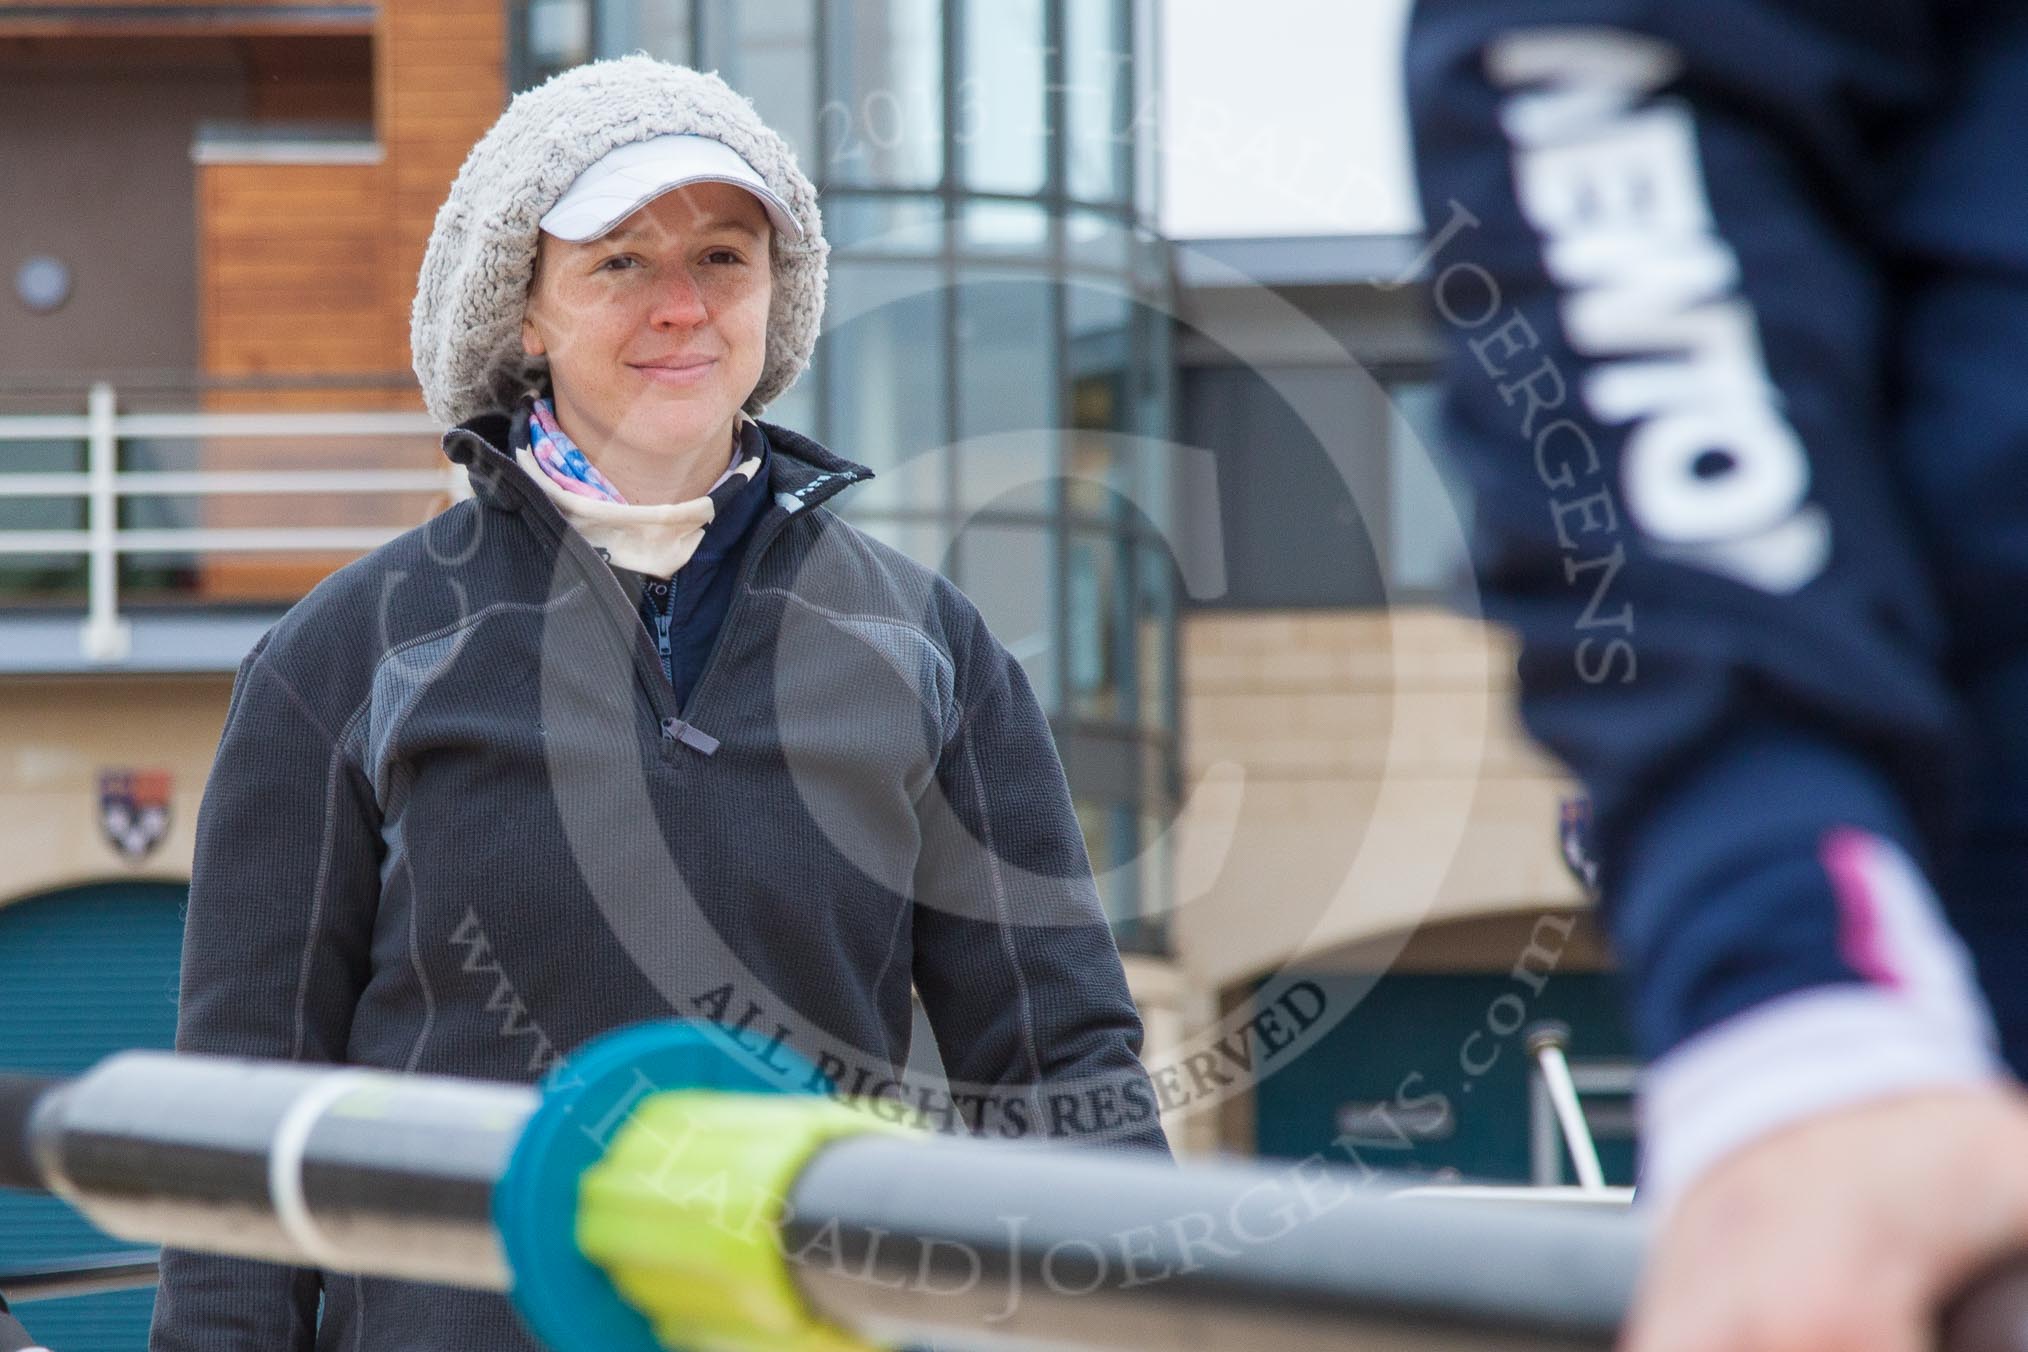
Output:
left=8, top=1024, right=2028, bottom=1352
left=782, top=1131, right=1640, bottom=1352
left=25, top=1051, right=535, bottom=1289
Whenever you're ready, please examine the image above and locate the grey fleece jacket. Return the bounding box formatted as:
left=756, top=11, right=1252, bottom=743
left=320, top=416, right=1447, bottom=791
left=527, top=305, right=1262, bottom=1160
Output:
left=151, top=412, right=1166, bottom=1352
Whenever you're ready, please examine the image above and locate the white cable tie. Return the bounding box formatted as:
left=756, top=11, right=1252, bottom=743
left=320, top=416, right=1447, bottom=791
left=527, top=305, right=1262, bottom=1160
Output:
left=268, top=1071, right=374, bottom=1272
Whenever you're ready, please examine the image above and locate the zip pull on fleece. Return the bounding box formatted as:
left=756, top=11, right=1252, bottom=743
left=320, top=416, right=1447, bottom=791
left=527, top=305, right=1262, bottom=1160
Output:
left=661, top=717, right=721, bottom=756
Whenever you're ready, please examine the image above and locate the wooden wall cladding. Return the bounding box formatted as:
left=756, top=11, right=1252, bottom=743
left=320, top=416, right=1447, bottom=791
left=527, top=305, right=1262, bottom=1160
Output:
left=191, top=0, right=506, bottom=393
left=196, top=160, right=422, bottom=600
left=199, top=162, right=389, bottom=376
left=192, top=0, right=504, bottom=600
left=379, top=0, right=506, bottom=352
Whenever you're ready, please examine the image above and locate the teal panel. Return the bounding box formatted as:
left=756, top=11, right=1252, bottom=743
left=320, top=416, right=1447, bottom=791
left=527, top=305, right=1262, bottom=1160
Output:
left=1252, top=970, right=1637, bottom=1186
left=0, top=882, right=186, bottom=1351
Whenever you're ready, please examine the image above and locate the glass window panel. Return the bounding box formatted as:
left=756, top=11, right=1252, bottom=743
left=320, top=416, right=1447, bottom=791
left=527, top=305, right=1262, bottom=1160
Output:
left=954, top=522, right=1060, bottom=711
left=1075, top=799, right=1141, bottom=929
left=1111, top=803, right=1144, bottom=927
left=704, top=1, right=819, bottom=170
left=955, top=275, right=1058, bottom=512
left=1068, top=283, right=1129, bottom=341
left=1128, top=298, right=1173, bottom=525
left=850, top=515, right=951, bottom=575
left=1387, top=381, right=1474, bottom=595
left=1131, top=0, right=1158, bottom=222
left=820, top=263, right=949, bottom=512
left=761, top=371, right=817, bottom=433
left=596, top=0, right=689, bottom=61
left=1075, top=800, right=1111, bottom=908
left=1065, top=0, right=1129, bottom=202
left=958, top=0, right=1047, bottom=194
left=117, top=436, right=203, bottom=595
left=958, top=201, right=1050, bottom=257
left=1130, top=225, right=1169, bottom=290
left=1066, top=284, right=1132, bottom=520
left=1058, top=335, right=1162, bottom=532
left=1140, top=738, right=1173, bottom=807
left=0, top=438, right=86, bottom=600
left=1068, top=528, right=1129, bottom=722
left=1066, top=210, right=1132, bottom=272
left=822, top=0, right=944, bottom=188
left=1135, top=808, right=1172, bottom=932
left=1068, top=284, right=1130, bottom=361
left=523, top=0, right=591, bottom=80
left=1066, top=431, right=1124, bottom=522
left=692, top=0, right=736, bottom=64
left=1136, top=541, right=1176, bottom=733
left=827, top=194, right=945, bottom=255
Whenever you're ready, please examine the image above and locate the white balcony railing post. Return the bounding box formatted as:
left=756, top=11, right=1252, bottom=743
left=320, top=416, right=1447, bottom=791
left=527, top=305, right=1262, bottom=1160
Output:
left=0, top=388, right=446, bottom=668
left=80, top=382, right=133, bottom=663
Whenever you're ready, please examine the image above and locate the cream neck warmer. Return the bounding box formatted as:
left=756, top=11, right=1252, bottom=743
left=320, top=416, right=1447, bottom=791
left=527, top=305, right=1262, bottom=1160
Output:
left=511, top=426, right=762, bottom=577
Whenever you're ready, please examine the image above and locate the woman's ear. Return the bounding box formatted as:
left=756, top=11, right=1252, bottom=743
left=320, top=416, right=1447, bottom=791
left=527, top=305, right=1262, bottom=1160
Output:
left=521, top=237, right=550, bottom=358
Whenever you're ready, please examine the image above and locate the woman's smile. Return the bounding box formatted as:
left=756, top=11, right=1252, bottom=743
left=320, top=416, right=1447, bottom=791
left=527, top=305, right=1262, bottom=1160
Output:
left=629, top=355, right=720, bottom=386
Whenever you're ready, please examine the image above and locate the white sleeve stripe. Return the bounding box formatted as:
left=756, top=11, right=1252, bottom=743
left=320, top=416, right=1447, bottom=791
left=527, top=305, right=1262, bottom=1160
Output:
left=1639, top=985, right=2001, bottom=1207
left=1637, top=830, right=2002, bottom=1208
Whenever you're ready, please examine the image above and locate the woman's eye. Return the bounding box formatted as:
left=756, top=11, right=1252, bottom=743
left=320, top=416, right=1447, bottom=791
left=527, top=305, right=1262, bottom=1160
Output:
left=704, top=249, right=744, bottom=265
left=596, top=255, right=640, bottom=272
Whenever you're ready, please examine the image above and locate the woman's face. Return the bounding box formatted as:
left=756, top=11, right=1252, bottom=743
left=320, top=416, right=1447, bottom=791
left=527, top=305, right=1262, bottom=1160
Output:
left=520, top=181, right=772, bottom=461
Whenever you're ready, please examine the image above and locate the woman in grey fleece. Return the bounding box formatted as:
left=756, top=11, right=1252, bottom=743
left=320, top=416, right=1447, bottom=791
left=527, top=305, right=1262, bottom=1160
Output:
left=151, top=55, right=1165, bottom=1352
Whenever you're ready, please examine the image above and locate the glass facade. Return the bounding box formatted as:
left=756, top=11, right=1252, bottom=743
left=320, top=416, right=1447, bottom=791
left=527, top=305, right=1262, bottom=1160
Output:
left=509, top=0, right=1177, bottom=952
left=1385, top=377, right=1474, bottom=599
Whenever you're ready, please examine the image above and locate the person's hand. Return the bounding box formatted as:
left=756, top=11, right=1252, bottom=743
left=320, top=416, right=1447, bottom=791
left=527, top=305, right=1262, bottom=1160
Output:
left=1623, top=1085, right=2028, bottom=1352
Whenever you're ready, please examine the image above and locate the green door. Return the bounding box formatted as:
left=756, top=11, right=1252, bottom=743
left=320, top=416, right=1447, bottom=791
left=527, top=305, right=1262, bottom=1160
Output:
left=1252, top=970, right=1639, bottom=1185
left=0, top=882, right=187, bottom=1350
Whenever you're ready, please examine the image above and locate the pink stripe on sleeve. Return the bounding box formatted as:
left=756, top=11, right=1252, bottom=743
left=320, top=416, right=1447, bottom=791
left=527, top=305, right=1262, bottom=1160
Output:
left=1821, top=826, right=1901, bottom=987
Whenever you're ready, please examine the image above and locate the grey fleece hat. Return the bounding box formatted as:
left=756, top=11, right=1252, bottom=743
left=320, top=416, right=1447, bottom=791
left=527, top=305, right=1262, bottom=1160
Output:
left=410, top=55, right=827, bottom=427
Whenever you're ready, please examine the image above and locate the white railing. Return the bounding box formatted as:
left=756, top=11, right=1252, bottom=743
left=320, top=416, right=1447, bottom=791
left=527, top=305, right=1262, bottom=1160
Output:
left=0, top=382, right=453, bottom=663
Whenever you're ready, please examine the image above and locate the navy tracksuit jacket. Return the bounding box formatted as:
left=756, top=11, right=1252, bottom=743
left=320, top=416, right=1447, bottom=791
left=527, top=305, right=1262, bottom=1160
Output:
left=1405, top=0, right=2028, bottom=1183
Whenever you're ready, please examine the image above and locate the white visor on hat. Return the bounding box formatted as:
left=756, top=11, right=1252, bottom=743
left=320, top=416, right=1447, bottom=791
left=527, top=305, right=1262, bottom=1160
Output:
left=538, top=133, right=802, bottom=243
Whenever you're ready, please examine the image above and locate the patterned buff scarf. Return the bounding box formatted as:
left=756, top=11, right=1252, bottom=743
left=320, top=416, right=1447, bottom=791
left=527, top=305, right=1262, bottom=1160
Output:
left=512, top=396, right=764, bottom=577
left=527, top=396, right=629, bottom=502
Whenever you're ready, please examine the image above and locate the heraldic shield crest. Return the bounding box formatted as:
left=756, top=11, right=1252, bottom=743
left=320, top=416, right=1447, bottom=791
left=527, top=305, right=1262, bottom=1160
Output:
left=100, top=769, right=172, bottom=861
left=1558, top=795, right=1599, bottom=894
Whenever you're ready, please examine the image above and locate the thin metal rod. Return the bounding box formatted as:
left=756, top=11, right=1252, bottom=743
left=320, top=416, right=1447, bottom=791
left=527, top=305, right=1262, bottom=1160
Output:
left=80, top=382, right=129, bottom=663
left=0, top=414, right=438, bottom=443
left=115, top=413, right=439, bottom=438
left=0, top=1251, right=159, bottom=1305
left=1527, top=1023, right=1607, bottom=1192
left=111, top=470, right=450, bottom=495
left=1530, top=1065, right=1560, bottom=1188
left=0, top=529, right=412, bottom=555
left=0, top=476, right=90, bottom=498
left=0, top=417, right=92, bottom=440
left=0, top=533, right=90, bottom=555
left=117, top=528, right=410, bottom=552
